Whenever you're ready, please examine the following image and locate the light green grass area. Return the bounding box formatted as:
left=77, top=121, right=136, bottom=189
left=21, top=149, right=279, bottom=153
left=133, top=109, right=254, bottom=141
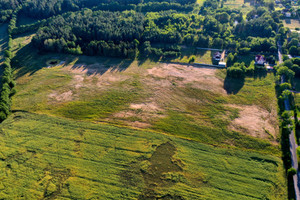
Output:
left=283, top=19, right=300, bottom=30
left=11, top=38, right=280, bottom=155
left=217, top=70, right=277, bottom=111
left=11, top=34, right=280, bottom=153
left=223, top=0, right=253, bottom=14
left=171, top=49, right=217, bottom=64
left=197, top=0, right=205, bottom=6
left=0, top=112, right=287, bottom=199
left=236, top=54, right=256, bottom=66
left=153, top=71, right=280, bottom=155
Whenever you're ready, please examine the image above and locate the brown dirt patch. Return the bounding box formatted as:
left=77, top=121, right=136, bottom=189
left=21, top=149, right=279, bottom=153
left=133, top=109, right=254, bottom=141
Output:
left=73, top=75, right=84, bottom=89
left=130, top=102, right=162, bottom=112
left=48, top=91, right=73, bottom=102
left=113, top=101, right=165, bottom=129
left=147, top=64, right=226, bottom=94
left=228, top=105, right=279, bottom=143
left=63, top=63, right=130, bottom=89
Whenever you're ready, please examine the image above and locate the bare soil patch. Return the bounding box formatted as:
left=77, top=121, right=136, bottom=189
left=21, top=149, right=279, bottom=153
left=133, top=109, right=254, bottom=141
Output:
left=147, top=63, right=226, bottom=94
left=228, top=105, right=279, bottom=142
left=48, top=91, right=73, bottom=102
left=54, top=61, right=279, bottom=144
left=113, top=102, right=165, bottom=128
left=63, top=63, right=130, bottom=89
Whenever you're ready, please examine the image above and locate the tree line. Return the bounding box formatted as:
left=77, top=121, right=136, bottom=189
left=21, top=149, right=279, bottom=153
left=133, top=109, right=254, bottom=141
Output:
left=0, top=0, right=196, bottom=22
left=30, top=7, right=284, bottom=59
left=0, top=9, right=16, bottom=122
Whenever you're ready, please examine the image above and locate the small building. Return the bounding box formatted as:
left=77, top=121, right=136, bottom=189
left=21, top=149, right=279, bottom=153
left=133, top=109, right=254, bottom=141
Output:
left=218, top=62, right=226, bottom=68
left=213, top=52, right=222, bottom=61
left=255, top=55, right=266, bottom=65
left=286, top=12, right=291, bottom=17
left=266, top=66, right=274, bottom=71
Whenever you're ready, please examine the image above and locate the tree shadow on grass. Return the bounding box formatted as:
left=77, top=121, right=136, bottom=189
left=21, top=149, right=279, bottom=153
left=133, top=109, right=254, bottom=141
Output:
left=224, top=76, right=245, bottom=94
left=12, top=43, right=133, bottom=78
left=253, top=70, right=267, bottom=79
left=137, top=54, right=160, bottom=66
left=69, top=56, right=133, bottom=76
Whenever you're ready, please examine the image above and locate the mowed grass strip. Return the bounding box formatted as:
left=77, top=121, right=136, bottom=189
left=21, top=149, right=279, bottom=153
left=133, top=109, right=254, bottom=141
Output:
left=0, top=112, right=287, bottom=199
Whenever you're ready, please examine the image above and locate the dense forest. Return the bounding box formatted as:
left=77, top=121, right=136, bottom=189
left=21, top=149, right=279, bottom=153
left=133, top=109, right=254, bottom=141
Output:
left=1, top=0, right=299, bottom=57
left=30, top=7, right=284, bottom=58
left=0, top=0, right=196, bottom=21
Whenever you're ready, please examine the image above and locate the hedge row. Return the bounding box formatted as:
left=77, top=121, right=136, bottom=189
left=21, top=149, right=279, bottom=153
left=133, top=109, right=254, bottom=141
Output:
left=0, top=9, right=18, bottom=122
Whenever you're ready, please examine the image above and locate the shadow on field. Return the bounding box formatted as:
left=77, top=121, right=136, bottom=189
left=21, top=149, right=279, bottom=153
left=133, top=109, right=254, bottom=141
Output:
left=224, top=77, right=245, bottom=94
left=12, top=43, right=45, bottom=78
left=69, top=57, right=133, bottom=76
left=137, top=54, right=160, bottom=66
left=12, top=43, right=133, bottom=78
left=224, top=70, right=267, bottom=94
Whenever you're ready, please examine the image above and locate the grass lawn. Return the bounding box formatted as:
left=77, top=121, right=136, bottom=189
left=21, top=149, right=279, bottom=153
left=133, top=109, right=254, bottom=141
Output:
left=223, top=0, right=253, bottom=14
left=153, top=71, right=280, bottom=155
left=197, top=0, right=205, bottom=6
left=283, top=19, right=300, bottom=30
left=0, top=112, right=287, bottom=199
left=11, top=33, right=280, bottom=152
left=11, top=33, right=280, bottom=156
left=236, top=54, right=255, bottom=66
left=171, top=48, right=218, bottom=65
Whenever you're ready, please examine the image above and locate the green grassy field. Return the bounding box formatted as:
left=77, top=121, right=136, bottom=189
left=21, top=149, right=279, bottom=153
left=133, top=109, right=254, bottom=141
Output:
left=11, top=34, right=280, bottom=155
left=283, top=19, right=300, bottom=30
left=0, top=112, right=287, bottom=199
left=171, top=49, right=218, bottom=64
left=7, top=33, right=287, bottom=199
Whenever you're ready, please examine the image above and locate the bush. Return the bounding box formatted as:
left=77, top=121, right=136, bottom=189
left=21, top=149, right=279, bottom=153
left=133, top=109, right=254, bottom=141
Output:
left=4, top=50, right=11, bottom=59
left=283, top=55, right=289, bottom=61
left=288, top=168, right=297, bottom=176
left=189, top=55, right=195, bottom=63
left=227, top=62, right=246, bottom=78
left=163, top=51, right=180, bottom=58
left=239, top=47, right=251, bottom=55
left=245, top=61, right=255, bottom=75
left=279, top=82, right=291, bottom=95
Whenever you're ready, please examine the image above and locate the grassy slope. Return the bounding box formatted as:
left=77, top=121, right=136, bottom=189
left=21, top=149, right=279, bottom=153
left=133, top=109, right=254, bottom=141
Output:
left=8, top=34, right=287, bottom=199
left=11, top=35, right=280, bottom=156
left=0, top=112, right=287, bottom=199
left=153, top=71, right=279, bottom=155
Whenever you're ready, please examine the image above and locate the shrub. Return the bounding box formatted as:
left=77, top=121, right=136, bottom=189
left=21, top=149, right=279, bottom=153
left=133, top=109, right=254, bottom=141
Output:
left=279, top=82, right=291, bottom=95
left=288, top=167, right=297, bottom=176
left=227, top=62, right=246, bottom=78
left=4, top=50, right=11, bottom=59
left=189, top=55, right=195, bottom=63
left=246, top=61, right=255, bottom=75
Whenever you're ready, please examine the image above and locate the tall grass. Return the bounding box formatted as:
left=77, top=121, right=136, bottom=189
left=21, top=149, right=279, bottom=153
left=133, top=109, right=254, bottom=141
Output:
left=0, top=112, right=287, bottom=199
